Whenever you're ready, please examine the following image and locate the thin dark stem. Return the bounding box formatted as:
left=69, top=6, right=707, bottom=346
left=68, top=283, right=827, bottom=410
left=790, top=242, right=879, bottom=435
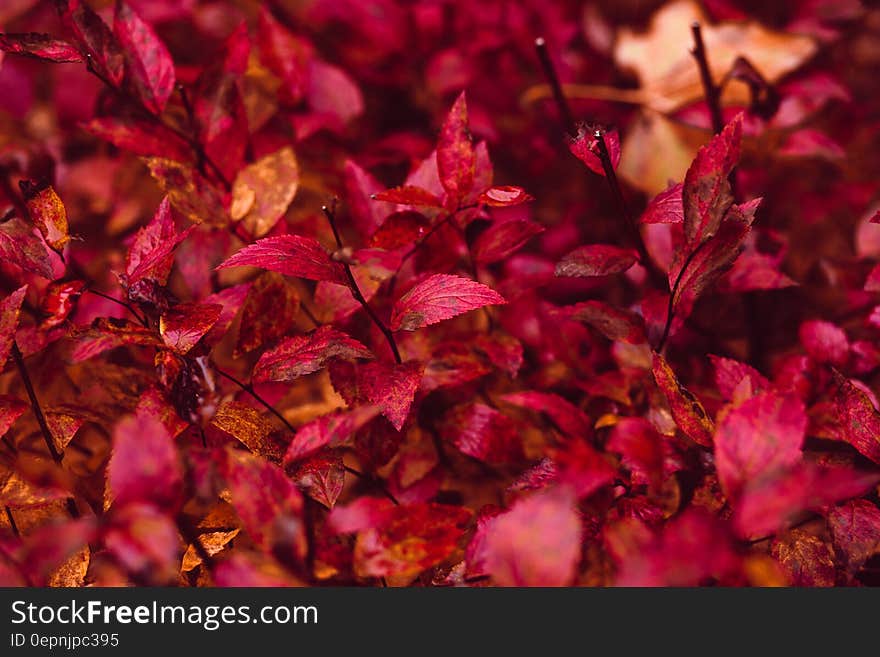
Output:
left=593, top=129, right=663, bottom=287
left=690, top=22, right=724, bottom=136
left=5, top=507, right=19, bottom=537
left=11, top=343, right=80, bottom=518
left=656, top=242, right=705, bottom=352
left=85, top=288, right=148, bottom=327
left=215, top=367, right=297, bottom=435
left=343, top=465, right=399, bottom=505
left=323, top=202, right=402, bottom=364
left=534, top=37, right=576, bottom=136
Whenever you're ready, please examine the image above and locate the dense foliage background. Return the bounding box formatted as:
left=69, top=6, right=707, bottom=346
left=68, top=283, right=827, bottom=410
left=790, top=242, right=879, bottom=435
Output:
left=1, top=0, right=879, bottom=586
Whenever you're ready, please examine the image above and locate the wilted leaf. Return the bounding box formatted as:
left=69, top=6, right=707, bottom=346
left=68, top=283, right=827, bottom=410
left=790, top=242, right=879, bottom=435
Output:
left=391, top=274, right=505, bottom=331
left=652, top=352, right=714, bottom=447
left=20, top=181, right=69, bottom=252
left=212, top=401, right=283, bottom=462
left=771, top=530, right=836, bottom=587
left=0, top=285, right=27, bottom=367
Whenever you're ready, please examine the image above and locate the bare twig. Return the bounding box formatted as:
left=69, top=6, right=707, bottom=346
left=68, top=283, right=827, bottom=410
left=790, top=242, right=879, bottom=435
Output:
left=534, top=37, right=576, bottom=136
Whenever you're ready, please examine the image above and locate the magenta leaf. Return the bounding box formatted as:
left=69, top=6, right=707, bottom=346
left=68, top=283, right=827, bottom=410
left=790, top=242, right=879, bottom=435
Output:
left=391, top=274, right=505, bottom=331
left=253, top=326, right=374, bottom=383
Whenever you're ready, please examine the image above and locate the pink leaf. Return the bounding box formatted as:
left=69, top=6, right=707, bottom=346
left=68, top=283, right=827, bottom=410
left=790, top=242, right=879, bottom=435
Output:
left=799, top=319, right=849, bottom=366
left=828, top=500, right=880, bottom=573
left=709, top=354, right=769, bottom=401
left=113, top=1, right=176, bottom=114
left=555, top=244, right=639, bottom=277
left=61, top=1, right=125, bottom=87
left=560, top=300, right=647, bottom=344
left=290, top=449, right=346, bottom=509
left=608, top=417, right=665, bottom=489
left=253, top=326, right=373, bottom=383
left=714, top=392, right=806, bottom=499
left=217, top=234, right=347, bottom=284
left=330, top=360, right=425, bottom=431
left=391, top=274, right=505, bottom=331
left=0, top=395, right=28, bottom=439
left=108, top=414, right=183, bottom=510
left=832, top=372, right=880, bottom=463
left=124, top=197, right=195, bottom=286
left=484, top=486, right=581, bottom=586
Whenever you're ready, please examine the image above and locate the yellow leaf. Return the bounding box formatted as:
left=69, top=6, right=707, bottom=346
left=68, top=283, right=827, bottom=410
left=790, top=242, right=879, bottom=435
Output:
left=231, top=146, right=299, bottom=238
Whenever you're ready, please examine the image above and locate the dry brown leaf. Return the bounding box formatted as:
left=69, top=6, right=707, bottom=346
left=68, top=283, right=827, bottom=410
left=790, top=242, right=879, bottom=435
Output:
left=614, top=0, right=816, bottom=114
left=230, top=146, right=299, bottom=238
left=211, top=401, right=284, bottom=462
left=181, top=529, right=240, bottom=571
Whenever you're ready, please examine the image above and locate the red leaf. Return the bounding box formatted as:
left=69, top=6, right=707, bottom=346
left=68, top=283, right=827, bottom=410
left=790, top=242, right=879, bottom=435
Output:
left=437, top=91, right=475, bottom=205
left=639, top=182, right=683, bottom=224
left=330, top=360, right=424, bottom=431
left=159, top=302, right=222, bottom=355
left=257, top=7, right=312, bottom=104
left=473, top=220, right=544, bottom=264
left=372, top=185, right=444, bottom=208
left=217, top=234, right=347, bottom=284
left=569, top=127, right=620, bottom=177
left=832, top=372, right=880, bottom=463
left=353, top=503, right=472, bottom=579
left=84, top=117, right=192, bottom=161
left=828, top=500, right=880, bottom=573
left=113, top=1, right=175, bottom=114
left=0, top=395, right=28, bottom=438
left=368, top=211, right=430, bottom=250
left=222, top=449, right=305, bottom=561
left=560, top=300, right=647, bottom=344
left=720, top=252, right=798, bottom=292
left=652, top=352, right=714, bottom=447
left=61, top=0, right=125, bottom=87
left=552, top=440, right=616, bottom=499
left=735, top=463, right=880, bottom=538
left=439, top=403, right=523, bottom=464
left=799, top=319, right=849, bottom=366
left=0, top=286, right=27, bottom=367
left=709, top=354, right=769, bottom=401
left=124, top=197, right=195, bottom=287
left=290, top=449, right=346, bottom=509
left=484, top=486, right=581, bottom=586
left=501, top=391, right=591, bottom=439
left=682, top=113, right=743, bottom=246
left=344, top=160, right=394, bottom=238
left=328, top=497, right=396, bottom=534
left=555, top=244, right=639, bottom=277
left=390, top=274, right=505, bottom=331
left=477, top=186, right=534, bottom=207
left=284, top=406, right=380, bottom=464
left=714, top=392, right=806, bottom=499
left=608, top=418, right=665, bottom=489
left=253, top=326, right=373, bottom=383
left=0, top=217, right=57, bottom=279
left=0, top=33, right=83, bottom=63
left=308, top=59, right=364, bottom=127
left=108, top=413, right=183, bottom=510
